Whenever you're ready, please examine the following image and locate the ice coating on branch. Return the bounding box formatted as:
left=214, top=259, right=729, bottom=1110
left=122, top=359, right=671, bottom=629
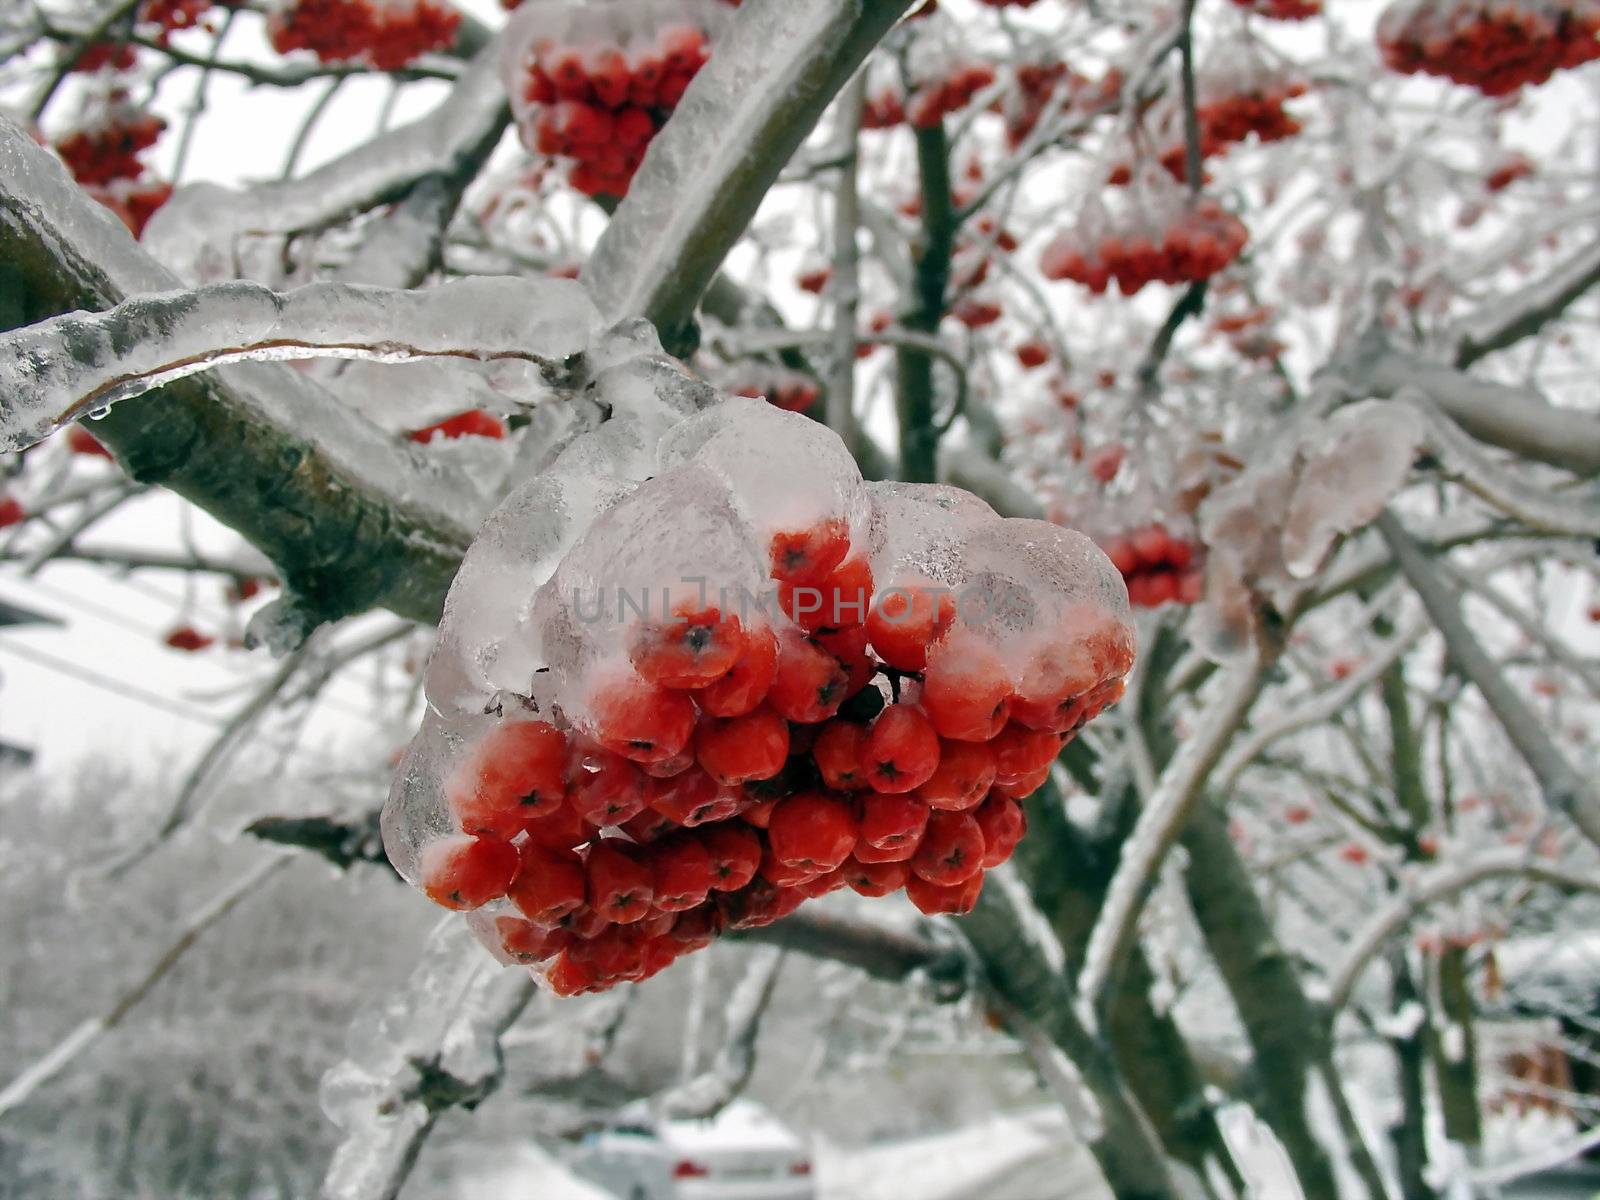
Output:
left=387, top=381, right=1138, bottom=996
left=0, top=277, right=598, bottom=452
left=1282, top=401, right=1424, bottom=579
left=143, top=46, right=506, bottom=284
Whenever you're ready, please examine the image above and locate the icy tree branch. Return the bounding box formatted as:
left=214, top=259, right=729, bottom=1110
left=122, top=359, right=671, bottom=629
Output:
left=1376, top=510, right=1600, bottom=851
left=0, top=276, right=596, bottom=451
left=0, top=117, right=481, bottom=626
left=1452, top=236, right=1600, bottom=368
left=1076, top=655, right=1268, bottom=1018
left=656, top=948, right=783, bottom=1119
left=1366, top=348, right=1600, bottom=476
left=1325, top=846, right=1600, bottom=1015
left=0, top=854, right=292, bottom=1118
left=586, top=0, right=916, bottom=349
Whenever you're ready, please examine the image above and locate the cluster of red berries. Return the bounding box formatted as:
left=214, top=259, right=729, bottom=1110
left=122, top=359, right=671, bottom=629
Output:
left=1377, top=0, right=1600, bottom=94
left=73, top=43, right=139, bottom=73
left=268, top=0, right=460, bottom=71
left=85, top=178, right=174, bottom=238
left=1100, top=524, right=1203, bottom=608
left=732, top=367, right=820, bottom=414
left=407, top=410, right=508, bottom=443
left=503, top=1, right=732, bottom=197
left=390, top=399, right=1135, bottom=995
left=907, top=62, right=998, bottom=128
left=1230, top=0, right=1322, bottom=17
left=54, top=108, right=164, bottom=187
left=139, top=0, right=219, bottom=36
left=998, top=63, right=1120, bottom=149
left=1040, top=197, right=1248, bottom=295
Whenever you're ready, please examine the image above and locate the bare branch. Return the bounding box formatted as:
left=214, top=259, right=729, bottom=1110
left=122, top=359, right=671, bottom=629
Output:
left=656, top=948, right=784, bottom=1119
left=1453, top=236, right=1600, bottom=368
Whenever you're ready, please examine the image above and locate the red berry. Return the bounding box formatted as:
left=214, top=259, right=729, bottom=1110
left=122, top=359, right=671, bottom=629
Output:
left=863, top=706, right=941, bottom=793
left=991, top=760, right=1053, bottom=800
left=547, top=951, right=603, bottom=996
left=694, top=705, right=790, bottom=784
left=842, top=856, right=910, bottom=897
left=628, top=603, right=746, bottom=688
left=421, top=834, right=520, bottom=910
left=567, top=745, right=649, bottom=826
left=991, top=723, right=1063, bottom=785
left=694, top=622, right=778, bottom=717
left=67, top=425, right=115, bottom=458
left=0, top=496, right=23, bottom=528
left=860, top=791, right=930, bottom=849
left=769, top=518, right=850, bottom=585
left=866, top=585, right=956, bottom=670
left=448, top=720, right=569, bottom=838
left=496, top=916, right=567, bottom=964
left=740, top=796, right=778, bottom=829
left=915, top=739, right=997, bottom=811
left=794, top=864, right=851, bottom=898
left=590, top=672, right=697, bottom=763
left=586, top=841, right=655, bottom=924
left=507, top=844, right=587, bottom=925
left=905, top=869, right=984, bottom=915
left=911, top=811, right=985, bottom=885
left=973, top=793, right=1026, bottom=867
left=760, top=843, right=824, bottom=887
left=648, top=766, right=746, bottom=827
left=645, top=834, right=715, bottom=912
left=921, top=632, right=1013, bottom=741
left=719, top=878, right=807, bottom=930
left=851, top=835, right=918, bottom=863
left=781, top=553, right=874, bottom=632
left=812, top=720, right=869, bottom=790
left=766, top=791, right=858, bottom=871
left=768, top=627, right=852, bottom=723
left=813, top=624, right=876, bottom=694
left=698, top=823, right=762, bottom=891
left=670, top=904, right=722, bottom=950
left=523, top=802, right=596, bottom=851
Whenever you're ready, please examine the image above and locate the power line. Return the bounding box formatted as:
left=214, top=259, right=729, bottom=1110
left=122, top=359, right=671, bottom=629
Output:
left=0, top=637, right=226, bottom=727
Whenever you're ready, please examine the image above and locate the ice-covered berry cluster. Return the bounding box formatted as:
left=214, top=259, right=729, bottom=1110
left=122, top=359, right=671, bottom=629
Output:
left=268, top=0, right=461, bottom=71
left=501, top=0, right=734, bottom=197
left=1101, top=524, right=1204, bottom=608
left=731, top=366, right=820, bottom=414
left=1040, top=172, right=1248, bottom=295
left=54, top=101, right=165, bottom=187
left=1377, top=0, right=1600, bottom=94
left=387, top=389, right=1134, bottom=996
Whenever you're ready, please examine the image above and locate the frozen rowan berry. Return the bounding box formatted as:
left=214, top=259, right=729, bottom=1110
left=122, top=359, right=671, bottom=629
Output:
left=866, top=584, right=956, bottom=670
left=991, top=760, right=1052, bottom=800
left=905, top=869, right=984, bottom=916
left=991, top=723, right=1063, bottom=786
left=694, top=706, right=790, bottom=784
left=163, top=626, right=215, bottom=652
left=407, top=410, right=506, bottom=443
left=842, top=856, right=910, bottom=897
left=912, top=811, right=985, bottom=885
left=645, top=834, right=715, bottom=912
left=628, top=603, right=746, bottom=688
left=768, top=627, right=852, bottom=723
left=973, top=794, right=1026, bottom=867
left=851, top=835, right=918, bottom=863
left=781, top=553, right=873, bottom=632
left=547, top=951, right=603, bottom=996
left=567, top=745, right=649, bottom=826
left=740, top=796, right=778, bottom=829
left=560, top=904, right=612, bottom=940
left=1015, top=340, right=1050, bottom=370
left=760, top=844, right=824, bottom=888
left=768, top=517, right=851, bottom=585
left=812, top=720, right=870, bottom=790
left=523, top=802, right=596, bottom=851
left=648, top=767, right=746, bottom=827
left=670, top=904, right=722, bottom=950
left=915, top=739, right=997, bottom=811
left=694, top=622, right=778, bottom=717
left=449, top=720, right=569, bottom=837
left=921, top=632, right=1013, bottom=741
left=698, top=822, right=762, bottom=891
left=813, top=624, right=876, bottom=694
left=860, top=791, right=931, bottom=850
left=864, top=706, right=941, bottom=793
left=590, top=672, right=697, bottom=763
left=795, top=865, right=851, bottom=898
left=766, top=791, right=858, bottom=872
left=421, top=834, right=520, bottom=910
left=0, top=496, right=24, bottom=528
left=719, top=878, right=806, bottom=930
left=586, top=841, right=655, bottom=924
left=68, top=426, right=115, bottom=458
left=496, top=916, right=567, bottom=964
left=570, top=923, right=648, bottom=979
left=507, top=844, right=587, bottom=926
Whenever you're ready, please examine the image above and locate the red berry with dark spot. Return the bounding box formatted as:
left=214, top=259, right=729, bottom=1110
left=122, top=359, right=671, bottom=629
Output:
left=769, top=517, right=851, bottom=585
left=768, top=627, right=852, bottom=724
left=921, top=632, right=1013, bottom=741
left=628, top=603, right=747, bottom=688
left=523, top=803, right=596, bottom=852
left=695, top=705, right=790, bottom=784
left=547, top=951, right=602, bottom=996
left=648, top=767, right=746, bottom=827
left=863, top=706, right=941, bottom=793
left=421, top=834, right=520, bottom=910
left=812, top=720, right=870, bottom=790
left=912, top=811, right=985, bottom=885
left=448, top=720, right=569, bottom=838
left=915, top=739, right=996, bottom=811
left=645, top=834, right=715, bottom=912
left=590, top=672, right=697, bottom=763
left=496, top=916, right=567, bottom=964
left=585, top=841, right=655, bottom=924
left=842, top=856, right=910, bottom=897
left=992, top=723, right=1063, bottom=785
left=507, top=844, right=587, bottom=926
left=766, top=791, right=858, bottom=872
left=905, top=869, right=984, bottom=915
left=698, top=822, right=762, bottom=891
left=860, top=791, right=931, bottom=849
left=694, top=622, right=778, bottom=717
left=851, top=835, right=918, bottom=863
left=866, top=584, right=956, bottom=670
left=567, top=744, right=649, bottom=826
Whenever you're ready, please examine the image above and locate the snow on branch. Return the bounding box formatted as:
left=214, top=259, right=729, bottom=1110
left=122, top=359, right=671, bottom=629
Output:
left=1452, top=235, right=1600, bottom=368
left=1376, top=510, right=1600, bottom=852
left=142, top=44, right=509, bottom=283
left=656, top=948, right=783, bottom=1120
left=0, top=276, right=597, bottom=452
left=586, top=0, right=916, bottom=346
left=1325, top=846, right=1600, bottom=1015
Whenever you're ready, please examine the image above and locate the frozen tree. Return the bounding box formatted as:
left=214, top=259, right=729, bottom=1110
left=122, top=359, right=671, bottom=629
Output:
left=3, top=2, right=1600, bottom=1200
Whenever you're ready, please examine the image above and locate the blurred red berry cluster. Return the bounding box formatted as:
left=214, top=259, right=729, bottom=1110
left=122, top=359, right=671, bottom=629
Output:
left=1041, top=196, right=1247, bottom=295
left=269, top=0, right=461, bottom=71
left=1101, top=524, right=1204, bottom=608
left=1377, top=0, right=1600, bottom=95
